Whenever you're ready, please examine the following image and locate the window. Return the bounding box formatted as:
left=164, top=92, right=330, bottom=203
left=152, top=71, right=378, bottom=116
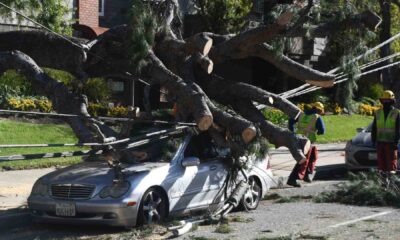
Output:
left=99, top=0, right=105, bottom=16
left=184, top=133, right=218, bottom=160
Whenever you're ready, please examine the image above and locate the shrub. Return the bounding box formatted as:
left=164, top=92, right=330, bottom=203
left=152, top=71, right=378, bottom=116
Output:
left=107, top=106, right=129, bottom=117
left=369, top=83, right=385, bottom=100
left=358, top=103, right=380, bottom=116
left=262, top=108, right=288, bottom=127
left=5, top=97, right=54, bottom=112
left=83, top=78, right=111, bottom=102
left=7, top=97, right=37, bottom=111
left=36, top=98, right=53, bottom=113
left=88, top=103, right=108, bottom=117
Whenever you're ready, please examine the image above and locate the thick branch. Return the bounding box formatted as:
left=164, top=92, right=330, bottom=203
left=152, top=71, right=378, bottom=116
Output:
left=195, top=72, right=301, bottom=119
left=182, top=57, right=256, bottom=143
left=0, top=30, right=87, bottom=78
left=0, top=50, right=117, bottom=143
left=250, top=43, right=335, bottom=87
left=232, top=100, right=310, bottom=162
left=143, top=51, right=213, bottom=131
left=209, top=11, right=295, bottom=63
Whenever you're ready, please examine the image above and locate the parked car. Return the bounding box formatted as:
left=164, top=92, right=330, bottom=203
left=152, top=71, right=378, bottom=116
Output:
left=345, top=124, right=400, bottom=169
left=28, top=131, right=273, bottom=228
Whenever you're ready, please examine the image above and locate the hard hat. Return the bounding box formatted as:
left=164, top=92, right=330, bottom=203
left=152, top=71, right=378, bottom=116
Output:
left=313, top=102, right=324, bottom=112
left=381, top=90, right=395, bottom=100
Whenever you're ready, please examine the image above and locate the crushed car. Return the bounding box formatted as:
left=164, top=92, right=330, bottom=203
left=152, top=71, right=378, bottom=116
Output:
left=28, top=128, right=274, bottom=228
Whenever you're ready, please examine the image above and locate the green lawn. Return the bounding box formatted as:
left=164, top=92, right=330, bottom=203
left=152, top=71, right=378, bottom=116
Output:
left=316, top=114, right=373, bottom=144
left=0, top=119, right=83, bottom=170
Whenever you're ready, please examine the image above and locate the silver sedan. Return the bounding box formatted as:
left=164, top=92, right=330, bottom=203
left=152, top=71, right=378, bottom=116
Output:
left=28, top=132, right=273, bottom=228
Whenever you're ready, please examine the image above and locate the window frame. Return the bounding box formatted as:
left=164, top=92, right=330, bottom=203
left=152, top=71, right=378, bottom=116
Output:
left=99, top=0, right=105, bottom=17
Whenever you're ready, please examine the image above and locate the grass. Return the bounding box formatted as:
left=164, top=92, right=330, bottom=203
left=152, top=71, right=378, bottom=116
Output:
left=0, top=119, right=84, bottom=170
left=316, top=114, right=373, bottom=143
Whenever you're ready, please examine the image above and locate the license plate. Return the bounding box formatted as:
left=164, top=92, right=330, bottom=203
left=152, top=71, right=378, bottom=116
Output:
left=368, top=152, right=377, bottom=160
left=55, top=203, right=76, bottom=217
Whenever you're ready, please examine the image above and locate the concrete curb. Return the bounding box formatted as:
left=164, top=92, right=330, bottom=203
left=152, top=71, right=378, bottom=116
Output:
left=0, top=211, right=31, bottom=231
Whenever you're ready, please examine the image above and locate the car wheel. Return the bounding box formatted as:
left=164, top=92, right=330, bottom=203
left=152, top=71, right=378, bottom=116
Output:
left=138, top=187, right=168, bottom=225
left=241, top=177, right=262, bottom=210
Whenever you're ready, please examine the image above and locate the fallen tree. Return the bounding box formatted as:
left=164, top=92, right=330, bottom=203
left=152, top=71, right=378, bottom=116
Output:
left=0, top=0, right=381, bottom=162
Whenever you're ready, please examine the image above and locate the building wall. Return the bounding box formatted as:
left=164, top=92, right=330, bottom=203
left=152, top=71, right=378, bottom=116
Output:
left=77, top=0, right=99, bottom=27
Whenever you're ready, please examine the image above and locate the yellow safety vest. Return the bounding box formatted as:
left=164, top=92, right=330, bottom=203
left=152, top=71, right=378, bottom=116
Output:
left=296, top=113, right=319, bottom=143
left=376, top=109, right=399, bottom=143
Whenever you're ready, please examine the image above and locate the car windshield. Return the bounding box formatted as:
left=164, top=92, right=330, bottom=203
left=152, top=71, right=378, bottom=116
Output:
left=121, top=134, right=185, bottom=163
left=365, top=123, right=373, bottom=132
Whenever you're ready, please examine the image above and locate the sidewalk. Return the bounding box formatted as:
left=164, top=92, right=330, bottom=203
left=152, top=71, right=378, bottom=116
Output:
left=0, top=168, right=55, bottom=210
left=269, top=143, right=346, bottom=180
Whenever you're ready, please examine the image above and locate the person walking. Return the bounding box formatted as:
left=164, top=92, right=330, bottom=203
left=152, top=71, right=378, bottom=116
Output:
left=287, top=102, right=326, bottom=187
left=371, top=90, right=400, bottom=175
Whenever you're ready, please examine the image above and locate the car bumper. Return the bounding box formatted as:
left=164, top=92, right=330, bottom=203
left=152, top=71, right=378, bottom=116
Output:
left=345, top=141, right=376, bottom=169
left=28, top=196, right=138, bottom=227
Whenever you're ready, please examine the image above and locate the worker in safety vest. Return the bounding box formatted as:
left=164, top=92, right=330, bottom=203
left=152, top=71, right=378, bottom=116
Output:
left=371, top=90, right=400, bottom=174
left=287, top=102, right=325, bottom=187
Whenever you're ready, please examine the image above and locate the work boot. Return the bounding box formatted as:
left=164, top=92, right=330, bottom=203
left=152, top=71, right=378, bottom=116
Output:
left=287, top=179, right=301, bottom=188
left=304, top=171, right=316, bottom=183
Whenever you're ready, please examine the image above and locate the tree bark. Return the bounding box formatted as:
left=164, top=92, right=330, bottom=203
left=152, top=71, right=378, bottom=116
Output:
left=0, top=50, right=116, bottom=143
left=232, top=100, right=310, bottom=162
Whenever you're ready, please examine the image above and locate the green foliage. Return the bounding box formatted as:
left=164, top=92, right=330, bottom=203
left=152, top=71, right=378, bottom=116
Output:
left=0, top=70, right=34, bottom=107
left=261, top=108, right=288, bottom=127
left=368, top=83, right=385, bottom=100
left=0, top=0, right=72, bottom=35
left=315, top=171, right=400, bottom=208
left=245, top=137, right=269, bottom=159
left=83, top=78, right=111, bottom=103
left=196, top=0, right=252, bottom=34
left=127, top=0, right=157, bottom=73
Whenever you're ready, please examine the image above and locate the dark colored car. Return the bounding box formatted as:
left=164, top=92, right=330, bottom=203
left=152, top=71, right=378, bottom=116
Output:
left=345, top=124, right=400, bottom=169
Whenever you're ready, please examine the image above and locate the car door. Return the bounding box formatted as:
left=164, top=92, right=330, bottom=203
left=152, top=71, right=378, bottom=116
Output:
left=182, top=133, right=228, bottom=208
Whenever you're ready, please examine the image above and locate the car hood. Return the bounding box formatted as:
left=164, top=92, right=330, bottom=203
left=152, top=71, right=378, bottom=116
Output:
left=43, top=161, right=168, bottom=185
left=352, top=131, right=373, bottom=147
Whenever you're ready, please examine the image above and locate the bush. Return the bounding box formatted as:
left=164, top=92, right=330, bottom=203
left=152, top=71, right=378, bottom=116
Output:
left=88, top=103, right=108, bottom=117
left=7, top=97, right=36, bottom=111
left=83, top=78, right=111, bottom=103
left=6, top=97, right=53, bottom=112
left=358, top=103, right=380, bottom=116
left=88, top=103, right=129, bottom=117
left=107, top=106, right=129, bottom=117
left=369, top=83, right=385, bottom=100
left=262, top=108, right=288, bottom=126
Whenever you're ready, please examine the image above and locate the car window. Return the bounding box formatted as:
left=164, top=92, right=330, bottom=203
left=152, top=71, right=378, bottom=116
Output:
left=365, top=123, right=373, bottom=132
left=184, top=132, right=219, bottom=161
left=121, top=135, right=184, bottom=163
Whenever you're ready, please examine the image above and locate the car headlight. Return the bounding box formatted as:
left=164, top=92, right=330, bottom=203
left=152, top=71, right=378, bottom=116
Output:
left=99, top=181, right=130, bottom=199
left=31, top=179, right=48, bottom=196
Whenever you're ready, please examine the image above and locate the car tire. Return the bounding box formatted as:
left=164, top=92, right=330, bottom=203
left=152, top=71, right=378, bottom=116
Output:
left=137, top=187, right=168, bottom=225
left=240, top=177, right=262, bottom=210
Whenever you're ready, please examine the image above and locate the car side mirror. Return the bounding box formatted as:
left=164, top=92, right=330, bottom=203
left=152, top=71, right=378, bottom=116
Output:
left=356, top=127, right=364, bottom=133
left=182, top=157, right=200, bottom=167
